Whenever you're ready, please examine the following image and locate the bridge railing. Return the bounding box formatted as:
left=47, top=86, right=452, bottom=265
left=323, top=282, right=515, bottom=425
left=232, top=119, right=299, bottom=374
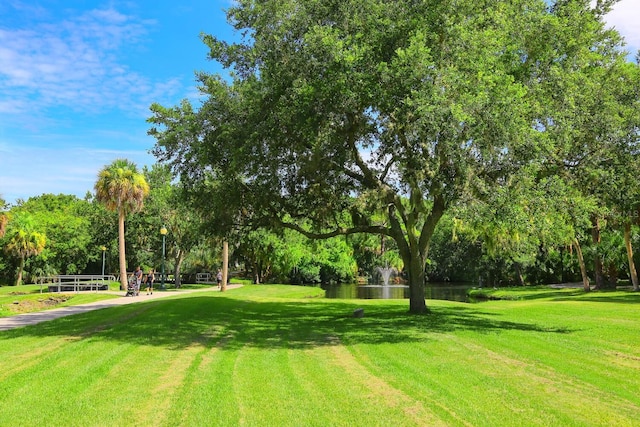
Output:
left=38, top=275, right=117, bottom=293
left=196, top=272, right=215, bottom=284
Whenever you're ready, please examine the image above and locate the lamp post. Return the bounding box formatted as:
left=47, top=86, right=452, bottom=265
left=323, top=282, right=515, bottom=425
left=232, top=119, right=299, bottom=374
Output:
left=100, top=246, right=107, bottom=277
left=160, top=226, right=167, bottom=289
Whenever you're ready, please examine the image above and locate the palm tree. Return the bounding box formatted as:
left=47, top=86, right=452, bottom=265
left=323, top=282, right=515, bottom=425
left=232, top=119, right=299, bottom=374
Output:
left=95, top=159, right=150, bottom=290
left=0, top=214, right=7, bottom=239
left=4, top=214, right=47, bottom=285
left=0, top=196, right=7, bottom=238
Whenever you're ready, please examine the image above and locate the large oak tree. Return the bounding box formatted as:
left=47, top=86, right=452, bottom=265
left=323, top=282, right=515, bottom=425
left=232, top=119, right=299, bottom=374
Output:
left=150, top=0, right=628, bottom=312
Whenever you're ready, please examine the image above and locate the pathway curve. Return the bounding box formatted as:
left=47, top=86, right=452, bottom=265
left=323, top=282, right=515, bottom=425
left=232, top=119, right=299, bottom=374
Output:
left=0, top=285, right=242, bottom=332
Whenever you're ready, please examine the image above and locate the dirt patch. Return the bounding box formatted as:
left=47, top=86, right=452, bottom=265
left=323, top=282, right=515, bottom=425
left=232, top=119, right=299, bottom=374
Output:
left=7, top=296, right=72, bottom=313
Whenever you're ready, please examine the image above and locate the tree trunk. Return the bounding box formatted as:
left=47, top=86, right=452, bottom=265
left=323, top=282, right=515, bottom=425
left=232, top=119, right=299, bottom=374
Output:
left=513, top=261, right=525, bottom=286
left=118, top=211, right=128, bottom=290
left=624, top=223, right=639, bottom=291
left=607, top=263, right=618, bottom=288
left=406, top=252, right=428, bottom=314
left=222, top=240, right=229, bottom=292
left=560, top=246, right=566, bottom=283
left=389, top=195, right=445, bottom=314
left=572, top=238, right=590, bottom=292
left=15, top=256, right=25, bottom=286
left=252, top=259, right=260, bottom=284
left=174, top=251, right=185, bottom=288
left=396, top=238, right=429, bottom=314
left=591, top=216, right=605, bottom=290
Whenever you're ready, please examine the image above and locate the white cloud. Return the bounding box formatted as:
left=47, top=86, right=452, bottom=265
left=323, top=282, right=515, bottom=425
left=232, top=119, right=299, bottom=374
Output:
left=610, top=2, right=640, bottom=48
left=0, top=7, right=181, bottom=118
left=600, top=0, right=640, bottom=54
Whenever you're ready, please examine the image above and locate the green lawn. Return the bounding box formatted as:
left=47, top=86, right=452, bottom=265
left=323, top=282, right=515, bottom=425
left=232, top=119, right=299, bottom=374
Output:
left=0, top=284, right=120, bottom=317
left=0, top=285, right=638, bottom=426
left=0, top=281, right=242, bottom=317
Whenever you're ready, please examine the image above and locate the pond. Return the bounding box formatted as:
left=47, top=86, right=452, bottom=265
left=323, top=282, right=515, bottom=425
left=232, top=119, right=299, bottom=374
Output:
left=321, top=282, right=474, bottom=302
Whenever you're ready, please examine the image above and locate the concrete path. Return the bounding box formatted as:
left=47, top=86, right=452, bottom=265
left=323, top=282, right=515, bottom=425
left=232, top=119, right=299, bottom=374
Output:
left=0, top=285, right=241, bottom=332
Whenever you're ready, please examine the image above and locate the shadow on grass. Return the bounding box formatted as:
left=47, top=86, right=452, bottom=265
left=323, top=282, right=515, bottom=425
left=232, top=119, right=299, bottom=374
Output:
left=2, top=294, right=572, bottom=350
left=472, top=288, right=640, bottom=304
left=552, top=292, right=640, bottom=304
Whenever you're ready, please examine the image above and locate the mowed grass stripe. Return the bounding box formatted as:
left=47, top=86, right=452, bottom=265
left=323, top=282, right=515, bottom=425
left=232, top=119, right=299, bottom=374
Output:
left=290, top=345, right=376, bottom=426
left=0, top=297, right=229, bottom=426
left=130, top=343, right=208, bottom=426
left=343, top=308, right=638, bottom=427
left=298, top=341, right=450, bottom=426
left=231, top=346, right=311, bottom=426
left=0, top=340, right=136, bottom=425
left=470, top=298, right=640, bottom=404
left=0, top=336, right=73, bottom=382
left=454, top=338, right=640, bottom=426
left=161, top=333, right=238, bottom=426
left=170, top=344, right=241, bottom=426
left=0, top=301, right=152, bottom=385
left=105, top=297, right=234, bottom=426
left=347, top=339, right=490, bottom=426
left=474, top=328, right=640, bottom=405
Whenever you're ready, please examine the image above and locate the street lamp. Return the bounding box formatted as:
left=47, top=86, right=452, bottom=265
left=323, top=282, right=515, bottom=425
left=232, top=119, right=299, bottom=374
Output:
left=160, top=226, right=168, bottom=289
left=100, top=246, right=107, bottom=277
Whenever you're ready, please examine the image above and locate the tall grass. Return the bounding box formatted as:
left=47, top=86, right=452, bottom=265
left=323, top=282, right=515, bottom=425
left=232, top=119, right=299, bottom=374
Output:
left=0, top=285, right=638, bottom=426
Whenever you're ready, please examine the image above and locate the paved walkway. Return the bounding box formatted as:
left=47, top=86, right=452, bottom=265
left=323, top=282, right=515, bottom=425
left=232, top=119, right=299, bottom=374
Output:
left=0, top=285, right=241, bottom=332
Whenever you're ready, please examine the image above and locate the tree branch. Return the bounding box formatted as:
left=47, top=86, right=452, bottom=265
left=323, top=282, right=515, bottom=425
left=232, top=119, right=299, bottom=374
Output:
left=279, top=220, right=391, bottom=240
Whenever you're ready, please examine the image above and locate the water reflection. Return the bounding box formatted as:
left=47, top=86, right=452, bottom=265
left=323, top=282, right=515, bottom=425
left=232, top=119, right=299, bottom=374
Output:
left=321, top=282, right=472, bottom=302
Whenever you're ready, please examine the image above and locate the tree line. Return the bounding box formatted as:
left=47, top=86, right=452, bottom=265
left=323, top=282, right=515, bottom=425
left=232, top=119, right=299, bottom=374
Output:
left=1, top=160, right=638, bottom=294
left=0, top=164, right=371, bottom=287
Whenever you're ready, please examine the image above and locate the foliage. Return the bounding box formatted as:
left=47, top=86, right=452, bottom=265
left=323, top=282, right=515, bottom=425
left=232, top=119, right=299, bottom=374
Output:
left=11, top=195, right=94, bottom=277
left=426, top=213, right=482, bottom=282
left=300, top=236, right=357, bottom=284
left=143, top=165, right=205, bottom=287
left=181, top=242, right=221, bottom=276
left=2, top=212, right=47, bottom=285
left=95, top=159, right=150, bottom=215
left=455, top=173, right=596, bottom=285
left=0, top=197, right=8, bottom=284
left=78, top=196, right=119, bottom=275
left=235, top=227, right=357, bottom=284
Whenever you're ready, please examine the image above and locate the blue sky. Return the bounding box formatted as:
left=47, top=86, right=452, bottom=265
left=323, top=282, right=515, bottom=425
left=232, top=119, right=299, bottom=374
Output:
left=0, top=0, right=232, bottom=204
left=1, top=0, right=639, bottom=205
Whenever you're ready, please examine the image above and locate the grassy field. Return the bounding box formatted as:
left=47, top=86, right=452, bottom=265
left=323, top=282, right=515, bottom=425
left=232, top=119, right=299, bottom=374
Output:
left=0, top=285, right=638, bottom=426
left=0, top=281, right=238, bottom=317
left=0, top=283, right=121, bottom=317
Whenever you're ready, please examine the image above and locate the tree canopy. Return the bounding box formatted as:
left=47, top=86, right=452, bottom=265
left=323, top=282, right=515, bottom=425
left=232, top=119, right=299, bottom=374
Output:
left=3, top=213, right=47, bottom=286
